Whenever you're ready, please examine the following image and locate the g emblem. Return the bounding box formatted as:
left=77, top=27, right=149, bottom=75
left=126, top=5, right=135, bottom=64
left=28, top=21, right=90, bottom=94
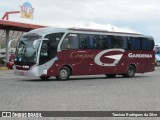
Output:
left=94, top=49, right=125, bottom=66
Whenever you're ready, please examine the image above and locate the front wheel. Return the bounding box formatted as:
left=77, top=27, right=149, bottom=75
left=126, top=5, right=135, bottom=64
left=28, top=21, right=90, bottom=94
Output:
left=56, top=66, right=71, bottom=80
left=123, top=65, right=136, bottom=78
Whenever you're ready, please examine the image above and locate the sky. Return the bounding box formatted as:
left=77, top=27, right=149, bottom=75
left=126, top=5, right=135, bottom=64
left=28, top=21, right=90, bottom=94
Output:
left=1, top=0, right=160, bottom=45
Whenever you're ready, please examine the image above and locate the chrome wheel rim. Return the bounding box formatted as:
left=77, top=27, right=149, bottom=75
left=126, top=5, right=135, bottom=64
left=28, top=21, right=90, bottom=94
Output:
left=60, top=69, right=68, bottom=79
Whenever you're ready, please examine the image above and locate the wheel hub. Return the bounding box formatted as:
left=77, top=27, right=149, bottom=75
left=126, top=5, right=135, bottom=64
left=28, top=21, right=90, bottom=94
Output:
left=60, top=69, right=67, bottom=78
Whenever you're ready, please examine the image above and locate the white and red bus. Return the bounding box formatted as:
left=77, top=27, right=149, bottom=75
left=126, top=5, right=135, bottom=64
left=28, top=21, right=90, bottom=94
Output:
left=13, top=28, right=155, bottom=80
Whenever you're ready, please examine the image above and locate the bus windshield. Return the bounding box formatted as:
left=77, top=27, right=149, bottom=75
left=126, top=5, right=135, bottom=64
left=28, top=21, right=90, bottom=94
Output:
left=15, top=35, right=42, bottom=64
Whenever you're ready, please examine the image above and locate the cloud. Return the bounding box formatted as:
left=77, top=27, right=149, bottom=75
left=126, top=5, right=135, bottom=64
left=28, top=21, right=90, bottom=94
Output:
left=0, top=0, right=160, bottom=44
left=2, top=0, right=160, bottom=24
left=66, top=21, right=140, bottom=33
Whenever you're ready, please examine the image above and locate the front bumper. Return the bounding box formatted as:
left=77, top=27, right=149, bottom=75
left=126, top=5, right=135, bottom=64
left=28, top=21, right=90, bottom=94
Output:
left=13, top=65, right=43, bottom=77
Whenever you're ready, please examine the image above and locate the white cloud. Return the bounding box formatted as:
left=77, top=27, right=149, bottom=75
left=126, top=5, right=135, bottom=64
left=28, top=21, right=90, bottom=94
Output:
left=64, top=21, right=140, bottom=33
left=0, top=0, right=160, bottom=44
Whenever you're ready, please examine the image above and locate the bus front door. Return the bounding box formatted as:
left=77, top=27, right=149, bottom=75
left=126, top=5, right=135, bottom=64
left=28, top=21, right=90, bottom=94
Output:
left=39, top=40, right=50, bottom=65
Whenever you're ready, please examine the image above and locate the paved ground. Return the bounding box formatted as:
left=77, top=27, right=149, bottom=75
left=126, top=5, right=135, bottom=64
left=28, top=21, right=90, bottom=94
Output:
left=0, top=67, right=160, bottom=119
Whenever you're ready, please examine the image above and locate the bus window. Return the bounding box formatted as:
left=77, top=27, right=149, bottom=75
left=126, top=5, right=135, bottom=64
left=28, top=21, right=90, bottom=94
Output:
left=79, top=34, right=87, bottom=49
left=111, top=36, right=123, bottom=48
left=107, top=36, right=112, bottom=49
left=121, top=37, right=128, bottom=49
left=87, top=35, right=98, bottom=49
left=79, top=34, right=99, bottom=49
left=40, top=42, right=48, bottom=57
left=97, top=35, right=108, bottom=49
left=61, top=33, right=79, bottom=49
left=45, top=33, right=64, bottom=50
left=45, top=33, right=64, bottom=58
left=142, top=38, right=154, bottom=51
left=128, top=37, right=141, bottom=50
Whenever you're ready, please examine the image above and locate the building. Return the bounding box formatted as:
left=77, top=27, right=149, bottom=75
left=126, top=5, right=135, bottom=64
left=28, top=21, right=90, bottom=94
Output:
left=0, top=20, right=46, bottom=65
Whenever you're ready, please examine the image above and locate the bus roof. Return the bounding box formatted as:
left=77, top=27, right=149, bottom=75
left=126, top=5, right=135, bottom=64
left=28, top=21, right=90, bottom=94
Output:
left=69, top=28, right=141, bottom=35
left=27, top=27, right=152, bottom=38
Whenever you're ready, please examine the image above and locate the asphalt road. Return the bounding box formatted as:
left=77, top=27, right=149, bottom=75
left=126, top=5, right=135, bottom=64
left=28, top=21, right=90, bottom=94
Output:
left=0, top=67, right=160, bottom=119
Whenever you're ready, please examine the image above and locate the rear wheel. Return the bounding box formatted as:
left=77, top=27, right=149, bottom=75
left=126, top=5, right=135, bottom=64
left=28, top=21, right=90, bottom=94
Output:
left=123, top=65, right=136, bottom=78
left=56, top=66, right=71, bottom=80
left=106, top=74, right=116, bottom=78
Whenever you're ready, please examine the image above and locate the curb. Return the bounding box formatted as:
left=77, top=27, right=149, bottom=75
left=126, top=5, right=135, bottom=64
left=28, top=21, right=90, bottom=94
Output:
left=0, top=67, right=9, bottom=70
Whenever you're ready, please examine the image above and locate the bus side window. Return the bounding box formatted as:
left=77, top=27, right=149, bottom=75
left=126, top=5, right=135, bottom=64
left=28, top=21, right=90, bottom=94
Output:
left=112, top=36, right=123, bottom=48
left=61, top=33, right=79, bottom=49
left=98, top=35, right=108, bottom=49
left=72, top=35, right=79, bottom=49
left=129, top=37, right=141, bottom=50
left=44, top=33, right=64, bottom=59
left=61, top=36, right=72, bottom=49
left=98, top=35, right=103, bottom=49
left=142, top=38, right=154, bottom=51
left=121, top=37, right=128, bottom=50
left=87, top=35, right=94, bottom=49
left=87, top=35, right=98, bottom=49
left=45, top=33, right=63, bottom=50
left=79, top=38, right=85, bottom=49
left=107, top=36, right=112, bottom=49
left=128, top=39, right=131, bottom=50
left=79, top=34, right=87, bottom=49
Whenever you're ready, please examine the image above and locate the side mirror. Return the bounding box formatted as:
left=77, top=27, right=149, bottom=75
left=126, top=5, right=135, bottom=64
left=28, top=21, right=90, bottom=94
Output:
left=33, top=39, right=41, bottom=49
left=33, top=38, right=49, bottom=49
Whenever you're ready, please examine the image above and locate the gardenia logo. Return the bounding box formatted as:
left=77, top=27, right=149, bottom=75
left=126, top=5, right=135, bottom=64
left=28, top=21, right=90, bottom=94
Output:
left=128, top=53, right=152, bottom=58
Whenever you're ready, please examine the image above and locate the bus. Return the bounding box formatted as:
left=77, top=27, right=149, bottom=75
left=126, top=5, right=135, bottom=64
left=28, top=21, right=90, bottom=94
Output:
left=155, top=45, right=160, bottom=66
left=13, top=28, right=155, bottom=80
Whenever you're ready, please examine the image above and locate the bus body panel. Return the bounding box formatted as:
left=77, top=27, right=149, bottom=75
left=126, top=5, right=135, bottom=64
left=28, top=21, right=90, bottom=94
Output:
left=44, top=49, right=155, bottom=77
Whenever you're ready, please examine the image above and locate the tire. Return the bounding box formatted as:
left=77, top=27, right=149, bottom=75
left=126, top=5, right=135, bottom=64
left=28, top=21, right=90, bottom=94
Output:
left=123, top=65, right=136, bottom=78
left=156, top=61, right=160, bottom=67
left=40, top=76, right=51, bottom=80
left=106, top=74, right=116, bottom=78
left=56, top=66, right=71, bottom=80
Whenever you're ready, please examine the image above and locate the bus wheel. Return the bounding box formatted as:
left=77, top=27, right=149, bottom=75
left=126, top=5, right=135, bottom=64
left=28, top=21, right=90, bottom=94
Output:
left=56, top=66, right=71, bottom=80
left=40, top=76, right=50, bottom=80
left=123, top=65, right=136, bottom=78
left=156, top=61, right=160, bottom=66
left=106, top=74, right=116, bottom=78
